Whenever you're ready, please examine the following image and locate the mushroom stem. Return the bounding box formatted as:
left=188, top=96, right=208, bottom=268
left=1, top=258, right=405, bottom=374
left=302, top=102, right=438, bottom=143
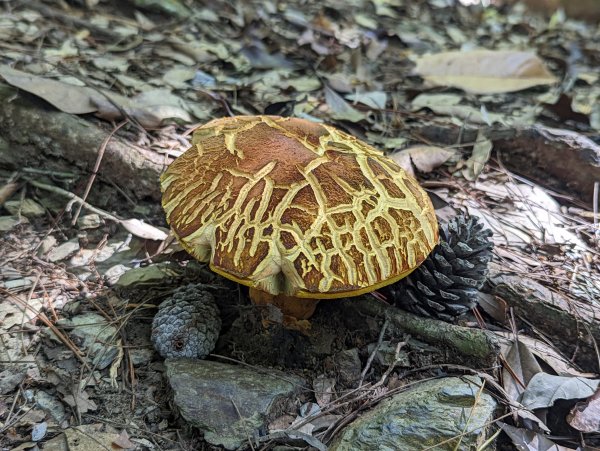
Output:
left=249, top=288, right=320, bottom=320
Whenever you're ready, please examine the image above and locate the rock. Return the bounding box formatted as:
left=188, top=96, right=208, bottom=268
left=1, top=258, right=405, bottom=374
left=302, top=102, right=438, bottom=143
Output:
left=329, top=377, right=497, bottom=451
left=77, top=214, right=102, bottom=230
left=366, top=341, right=410, bottom=368
left=334, top=348, right=362, bottom=386
left=56, top=313, right=119, bottom=370
left=37, top=235, right=57, bottom=256
left=0, top=265, right=21, bottom=279
left=166, top=359, right=305, bottom=450
left=104, top=264, right=130, bottom=285
left=1, top=276, right=37, bottom=292
left=0, top=215, right=27, bottom=231
left=0, top=366, right=26, bottom=394
left=34, top=391, right=67, bottom=424
left=116, top=263, right=176, bottom=287
left=4, top=198, right=45, bottom=218
left=46, top=239, right=80, bottom=262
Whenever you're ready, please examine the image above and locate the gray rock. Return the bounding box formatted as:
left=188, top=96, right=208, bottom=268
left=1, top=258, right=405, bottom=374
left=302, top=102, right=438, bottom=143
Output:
left=35, top=391, right=67, bottom=423
left=334, top=348, right=362, bottom=386
left=330, top=377, right=497, bottom=451
left=166, top=359, right=305, bottom=450
left=0, top=367, right=26, bottom=394
left=57, top=313, right=119, bottom=370
left=1, top=276, right=37, bottom=292
left=37, top=235, right=57, bottom=256
left=104, top=264, right=130, bottom=285
left=4, top=198, right=45, bottom=218
left=46, top=239, right=80, bottom=262
left=0, top=215, right=27, bottom=231
left=77, top=214, right=102, bottom=229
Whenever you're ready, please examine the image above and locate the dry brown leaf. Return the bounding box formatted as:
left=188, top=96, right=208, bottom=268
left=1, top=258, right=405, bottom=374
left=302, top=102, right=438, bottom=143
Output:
left=0, top=65, right=97, bottom=114
left=0, top=66, right=194, bottom=128
left=495, top=332, right=596, bottom=378
left=389, top=150, right=414, bottom=176
left=324, top=84, right=366, bottom=122
left=476, top=292, right=508, bottom=323
left=567, top=389, right=600, bottom=432
left=112, top=429, right=136, bottom=449
left=462, top=131, right=492, bottom=180
left=501, top=336, right=542, bottom=402
left=414, top=50, right=558, bottom=94
left=390, top=145, right=456, bottom=176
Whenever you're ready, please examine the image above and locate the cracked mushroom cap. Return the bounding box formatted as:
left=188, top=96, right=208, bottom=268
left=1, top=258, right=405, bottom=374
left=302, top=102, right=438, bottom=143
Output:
left=161, top=115, right=438, bottom=299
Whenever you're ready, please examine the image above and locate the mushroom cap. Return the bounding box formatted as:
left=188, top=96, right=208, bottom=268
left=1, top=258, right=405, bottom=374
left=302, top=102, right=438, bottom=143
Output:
left=161, top=115, right=438, bottom=299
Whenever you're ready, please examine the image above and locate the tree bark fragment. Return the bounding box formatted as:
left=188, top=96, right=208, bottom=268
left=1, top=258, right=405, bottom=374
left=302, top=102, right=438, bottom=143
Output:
left=0, top=85, right=165, bottom=203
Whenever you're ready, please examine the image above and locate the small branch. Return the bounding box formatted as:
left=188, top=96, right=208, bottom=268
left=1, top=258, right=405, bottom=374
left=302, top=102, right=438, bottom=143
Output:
left=26, top=179, right=120, bottom=223
left=72, top=120, right=127, bottom=225
left=348, top=297, right=500, bottom=366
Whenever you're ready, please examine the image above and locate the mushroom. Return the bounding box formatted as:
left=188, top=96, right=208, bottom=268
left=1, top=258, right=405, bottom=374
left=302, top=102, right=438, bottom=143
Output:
left=161, top=115, right=438, bottom=325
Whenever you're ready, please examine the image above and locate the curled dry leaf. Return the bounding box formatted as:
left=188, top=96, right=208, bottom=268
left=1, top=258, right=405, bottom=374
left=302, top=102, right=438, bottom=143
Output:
left=389, top=145, right=456, bottom=177
left=0, top=65, right=97, bottom=114
left=324, top=84, right=367, bottom=122
left=120, top=219, right=168, bottom=241
left=499, top=422, right=576, bottom=451
left=413, top=50, right=558, bottom=94
left=462, top=130, right=492, bottom=181
left=0, top=66, right=196, bottom=128
left=567, top=389, right=600, bottom=433
left=521, top=373, right=600, bottom=410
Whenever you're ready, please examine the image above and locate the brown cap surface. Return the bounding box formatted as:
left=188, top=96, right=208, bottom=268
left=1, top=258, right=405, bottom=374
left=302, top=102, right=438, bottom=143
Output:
left=161, top=115, right=438, bottom=298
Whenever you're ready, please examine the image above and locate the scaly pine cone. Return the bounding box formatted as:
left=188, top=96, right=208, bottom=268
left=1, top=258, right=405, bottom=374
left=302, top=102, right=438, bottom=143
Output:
left=151, top=284, right=221, bottom=359
left=381, top=215, right=494, bottom=321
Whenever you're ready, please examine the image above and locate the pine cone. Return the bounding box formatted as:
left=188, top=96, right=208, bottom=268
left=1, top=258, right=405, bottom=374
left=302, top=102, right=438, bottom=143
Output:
left=381, top=215, right=494, bottom=321
left=151, top=284, right=221, bottom=359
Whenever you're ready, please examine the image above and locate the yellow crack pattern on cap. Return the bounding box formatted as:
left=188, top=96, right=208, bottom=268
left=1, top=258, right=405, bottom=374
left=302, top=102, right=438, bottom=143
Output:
left=161, top=115, right=439, bottom=299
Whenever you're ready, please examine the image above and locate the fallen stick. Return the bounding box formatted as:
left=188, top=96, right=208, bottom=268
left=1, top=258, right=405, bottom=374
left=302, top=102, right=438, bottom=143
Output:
left=346, top=297, right=500, bottom=367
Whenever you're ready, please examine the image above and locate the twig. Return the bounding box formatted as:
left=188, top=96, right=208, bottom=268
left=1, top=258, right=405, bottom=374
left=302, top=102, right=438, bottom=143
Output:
left=358, top=318, right=388, bottom=387
left=230, top=398, right=256, bottom=451
left=594, top=181, right=599, bottom=239
left=72, top=120, right=127, bottom=225
left=351, top=297, right=500, bottom=365
left=26, top=179, right=120, bottom=222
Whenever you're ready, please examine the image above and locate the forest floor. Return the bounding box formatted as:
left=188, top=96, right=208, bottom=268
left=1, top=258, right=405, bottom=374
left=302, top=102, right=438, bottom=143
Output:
left=0, top=0, right=599, bottom=450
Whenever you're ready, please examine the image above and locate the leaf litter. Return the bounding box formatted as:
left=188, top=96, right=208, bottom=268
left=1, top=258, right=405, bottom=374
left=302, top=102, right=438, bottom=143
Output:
left=0, top=0, right=599, bottom=450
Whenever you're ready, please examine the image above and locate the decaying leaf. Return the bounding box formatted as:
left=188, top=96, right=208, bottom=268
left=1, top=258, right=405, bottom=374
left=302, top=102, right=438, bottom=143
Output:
left=390, top=145, right=456, bottom=177
left=411, top=93, right=506, bottom=125
left=112, top=429, right=136, bottom=449
left=324, top=84, right=367, bottom=122
left=500, top=336, right=542, bottom=402
left=313, top=376, right=335, bottom=407
left=0, top=65, right=97, bottom=114
left=567, top=389, right=600, bottom=433
left=414, top=50, right=558, bottom=94
left=476, top=292, right=508, bottom=323
left=120, top=219, right=168, bottom=241
left=521, top=373, right=600, bottom=410
left=462, top=130, right=492, bottom=181
left=495, top=332, right=596, bottom=378
left=499, top=422, right=576, bottom=451
left=346, top=91, right=387, bottom=109
left=0, top=66, right=199, bottom=127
